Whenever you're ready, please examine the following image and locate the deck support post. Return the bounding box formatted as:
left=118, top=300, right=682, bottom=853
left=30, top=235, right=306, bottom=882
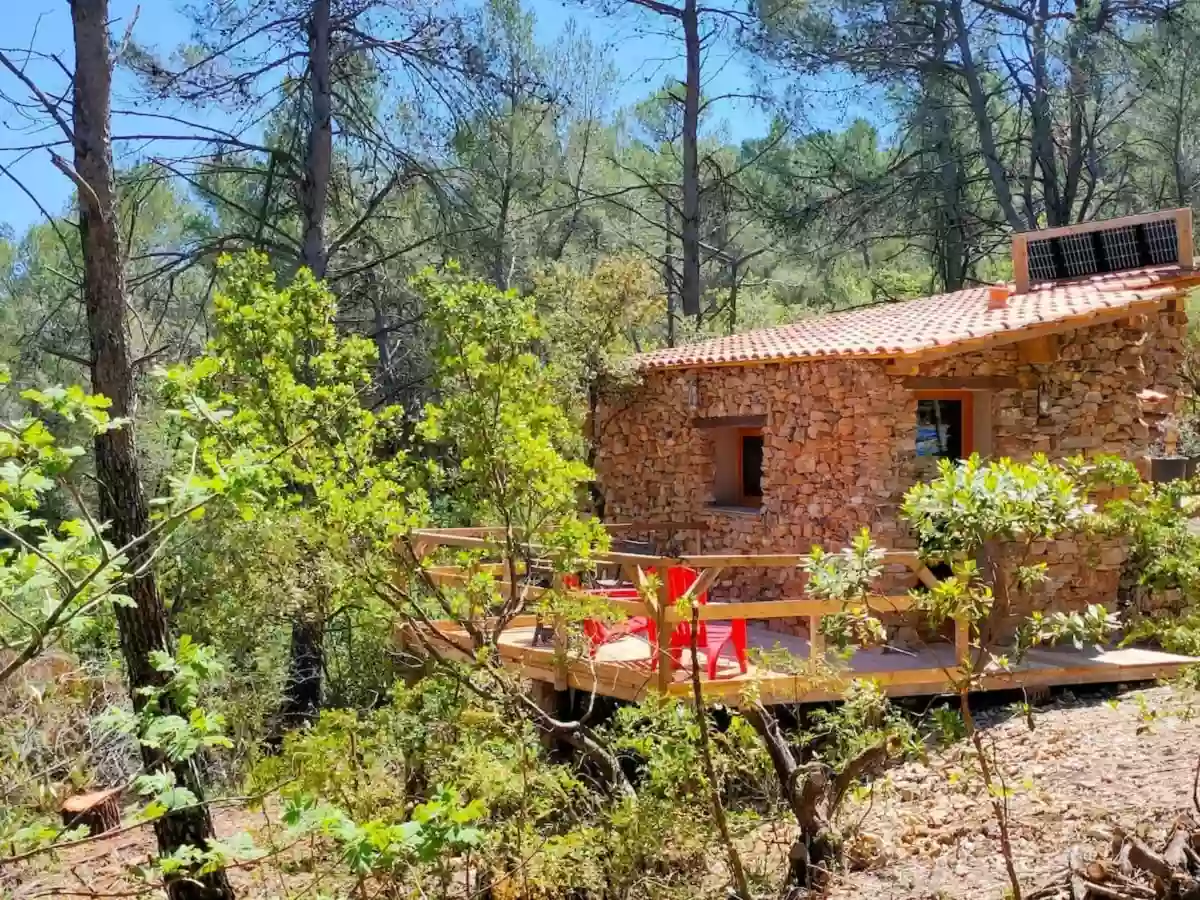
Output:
left=528, top=679, right=570, bottom=750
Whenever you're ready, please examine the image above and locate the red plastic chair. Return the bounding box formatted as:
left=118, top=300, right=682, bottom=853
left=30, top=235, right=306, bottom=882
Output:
left=662, top=566, right=747, bottom=679
left=581, top=585, right=651, bottom=656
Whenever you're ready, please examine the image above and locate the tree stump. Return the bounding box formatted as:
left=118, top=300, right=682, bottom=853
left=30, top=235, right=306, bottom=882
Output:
left=61, top=788, right=121, bottom=834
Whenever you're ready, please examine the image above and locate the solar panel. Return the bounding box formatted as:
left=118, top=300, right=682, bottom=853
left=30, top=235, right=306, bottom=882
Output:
left=1023, top=215, right=1181, bottom=285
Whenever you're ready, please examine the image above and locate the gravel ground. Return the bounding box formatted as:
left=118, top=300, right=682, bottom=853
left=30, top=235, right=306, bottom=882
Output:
left=823, top=683, right=1200, bottom=899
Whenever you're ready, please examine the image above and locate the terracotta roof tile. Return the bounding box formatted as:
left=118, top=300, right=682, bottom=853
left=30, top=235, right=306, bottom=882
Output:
left=636, top=264, right=1199, bottom=370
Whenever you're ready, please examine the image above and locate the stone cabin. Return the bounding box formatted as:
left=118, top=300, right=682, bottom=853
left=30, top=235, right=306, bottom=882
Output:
left=595, top=209, right=1200, bottom=634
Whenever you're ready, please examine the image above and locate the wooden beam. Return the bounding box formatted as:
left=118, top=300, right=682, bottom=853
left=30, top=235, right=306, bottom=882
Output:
left=896, top=298, right=1170, bottom=368
left=667, top=596, right=916, bottom=623
left=901, top=375, right=1022, bottom=391
left=1012, top=233, right=1030, bottom=294
left=915, top=566, right=940, bottom=590
left=1016, top=333, right=1059, bottom=364
left=679, top=566, right=724, bottom=605
left=1018, top=208, right=1192, bottom=243
left=691, top=414, right=767, bottom=429
left=1179, top=207, right=1194, bottom=268
left=425, top=548, right=924, bottom=573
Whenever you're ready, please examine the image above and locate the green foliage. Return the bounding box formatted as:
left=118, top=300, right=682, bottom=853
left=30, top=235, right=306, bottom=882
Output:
left=163, top=251, right=419, bottom=536
left=1097, top=475, right=1200, bottom=600
left=161, top=252, right=425, bottom=715
left=902, top=453, right=1088, bottom=560
left=912, top=558, right=994, bottom=628
left=901, top=455, right=1128, bottom=669
left=1122, top=613, right=1200, bottom=657
left=0, top=365, right=257, bottom=680
left=802, top=528, right=885, bottom=602
left=929, top=706, right=966, bottom=746
left=98, top=637, right=233, bottom=817
left=415, top=264, right=596, bottom=538
left=802, top=680, right=920, bottom=769
left=802, top=528, right=888, bottom=650
left=1014, top=605, right=1121, bottom=656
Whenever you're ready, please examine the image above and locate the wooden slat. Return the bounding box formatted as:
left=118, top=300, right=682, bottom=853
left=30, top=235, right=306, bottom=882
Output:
left=425, top=569, right=920, bottom=625
left=1179, top=208, right=1195, bottom=268
left=691, top=414, right=767, bottom=429
left=901, top=375, right=1022, bottom=391
left=916, top=566, right=940, bottom=589
left=1021, top=207, right=1191, bottom=242
left=603, top=520, right=710, bottom=533
left=411, top=619, right=1200, bottom=706
left=664, top=595, right=916, bottom=624
left=1017, top=334, right=1059, bottom=364
left=413, top=534, right=922, bottom=573
left=411, top=531, right=503, bottom=550
left=1013, top=233, right=1030, bottom=294
left=680, top=566, right=724, bottom=604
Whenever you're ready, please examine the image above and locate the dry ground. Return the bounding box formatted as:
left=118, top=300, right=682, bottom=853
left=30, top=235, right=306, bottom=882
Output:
left=7, top=682, right=1200, bottom=899
left=821, top=682, right=1200, bottom=899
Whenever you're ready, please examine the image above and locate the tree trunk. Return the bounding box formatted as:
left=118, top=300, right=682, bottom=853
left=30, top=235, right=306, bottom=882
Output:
left=69, top=3, right=234, bottom=898
left=663, top=195, right=677, bottom=346
left=291, top=0, right=335, bottom=732
left=300, top=0, right=332, bottom=278
left=742, top=703, right=839, bottom=888
left=492, top=116, right=517, bottom=291
left=679, top=0, right=702, bottom=318
left=276, top=612, right=325, bottom=734
left=370, top=287, right=400, bottom=404
left=929, top=9, right=966, bottom=292
left=950, top=0, right=1024, bottom=232
left=1029, top=0, right=1064, bottom=226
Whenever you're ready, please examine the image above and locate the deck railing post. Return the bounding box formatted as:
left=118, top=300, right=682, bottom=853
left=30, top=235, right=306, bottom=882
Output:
left=808, top=615, right=824, bottom=663
left=550, top=573, right=569, bottom=691
left=954, top=616, right=970, bottom=668
left=654, top=572, right=672, bottom=693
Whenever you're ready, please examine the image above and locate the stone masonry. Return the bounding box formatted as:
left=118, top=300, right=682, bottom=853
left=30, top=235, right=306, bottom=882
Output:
left=594, top=308, right=1188, bottom=639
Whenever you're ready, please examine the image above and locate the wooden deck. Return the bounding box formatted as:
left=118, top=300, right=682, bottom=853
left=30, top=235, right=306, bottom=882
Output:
left=425, top=621, right=1198, bottom=705
left=404, top=524, right=1200, bottom=706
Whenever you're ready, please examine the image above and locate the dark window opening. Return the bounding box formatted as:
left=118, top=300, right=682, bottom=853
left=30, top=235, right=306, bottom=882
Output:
left=740, top=431, right=763, bottom=503
left=916, top=397, right=971, bottom=459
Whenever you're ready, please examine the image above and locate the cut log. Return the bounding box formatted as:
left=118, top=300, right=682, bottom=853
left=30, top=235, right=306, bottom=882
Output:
left=1166, top=826, right=1191, bottom=871
left=1126, top=835, right=1175, bottom=882
left=61, top=788, right=120, bottom=834
left=1116, top=839, right=1134, bottom=877
left=1068, top=846, right=1090, bottom=900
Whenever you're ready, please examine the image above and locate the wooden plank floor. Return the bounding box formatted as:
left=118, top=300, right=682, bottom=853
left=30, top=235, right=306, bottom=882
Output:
left=433, top=623, right=1198, bottom=705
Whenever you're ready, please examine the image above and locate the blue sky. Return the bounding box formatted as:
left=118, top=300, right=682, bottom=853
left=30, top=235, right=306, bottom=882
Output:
left=0, top=0, right=816, bottom=236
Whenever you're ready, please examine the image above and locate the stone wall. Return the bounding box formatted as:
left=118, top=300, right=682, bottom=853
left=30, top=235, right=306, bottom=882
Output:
left=594, top=308, right=1188, bottom=637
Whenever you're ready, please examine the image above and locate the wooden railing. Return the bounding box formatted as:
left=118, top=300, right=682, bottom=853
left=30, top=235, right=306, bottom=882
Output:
left=407, top=525, right=965, bottom=694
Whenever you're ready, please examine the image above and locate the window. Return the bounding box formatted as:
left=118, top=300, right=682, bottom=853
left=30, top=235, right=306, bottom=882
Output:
left=738, top=429, right=764, bottom=506
left=915, top=391, right=973, bottom=459
left=704, top=420, right=766, bottom=511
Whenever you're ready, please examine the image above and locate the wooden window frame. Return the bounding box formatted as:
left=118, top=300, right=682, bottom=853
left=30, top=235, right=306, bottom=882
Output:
left=914, top=390, right=974, bottom=458
left=736, top=427, right=764, bottom=508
